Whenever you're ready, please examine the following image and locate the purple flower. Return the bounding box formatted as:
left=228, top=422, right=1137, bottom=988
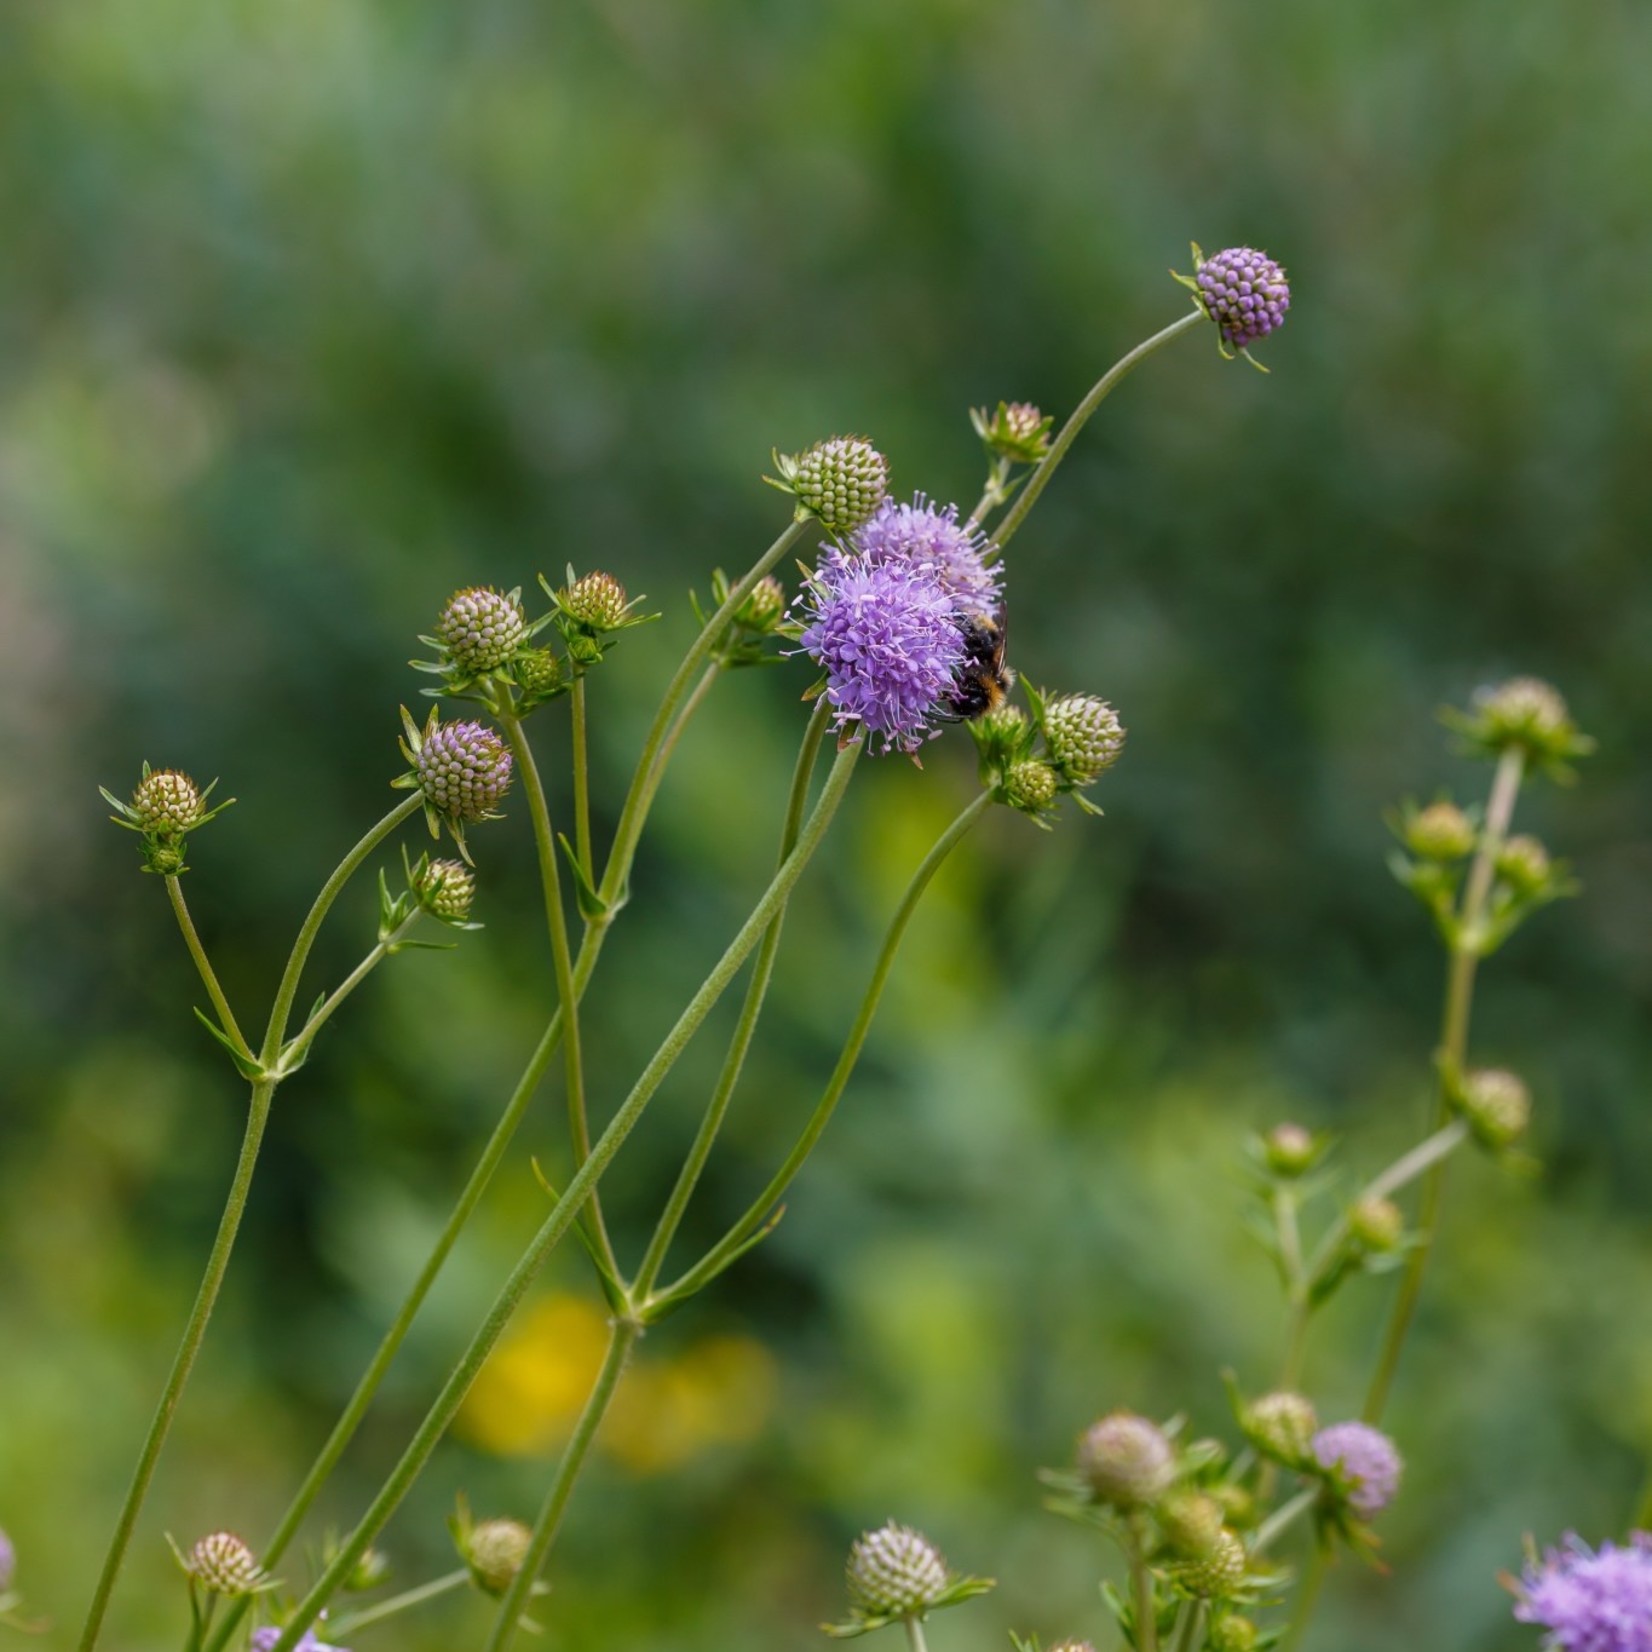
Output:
left=850, top=494, right=1003, bottom=613
left=0, top=1527, right=14, bottom=1593
left=796, top=553, right=966, bottom=754
left=1195, top=247, right=1291, bottom=353
left=1515, top=1534, right=1652, bottom=1652
left=251, top=1629, right=348, bottom=1652
left=1311, top=1421, right=1402, bottom=1518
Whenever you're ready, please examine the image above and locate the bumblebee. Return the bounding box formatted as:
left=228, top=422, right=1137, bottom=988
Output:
left=944, top=610, right=1015, bottom=720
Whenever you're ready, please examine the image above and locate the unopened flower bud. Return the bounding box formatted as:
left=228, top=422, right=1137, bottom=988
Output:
left=1187, top=246, right=1291, bottom=355
left=435, top=587, right=526, bottom=674
left=514, top=648, right=564, bottom=702
left=344, top=1547, right=390, bottom=1593
left=1243, top=1391, right=1318, bottom=1466
left=778, top=436, right=890, bottom=532
left=736, top=576, right=786, bottom=633
left=1208, top=1614, right=1259, bottom=1652
left=563, top=571, right=630, bottom=631
left=133, top=769, right=205, bottom=836
left=1458, top=1067, right=1531, bottom=1150
left=1003, top=758, right=1059, bottom=815
left=969, top=702, right=1028, bottom=768
left=1311, top=1421, right=1402, bottom=1518
left=1159, top=1491, right=1225, bottom=1560
left=1496, top=834, right=1552, bottom=894
left=416, top=858, right=476, bottom=923
left=1173, top=1529, right=1247, bottom=1599
left=846, top=1523, right=949, bottom=1617
left=1044, top=695, right=1126, bottom=785
left=465, top=1518, right=532, bottom=1596
left=1406, top=801, right=1476, bottom=861
left=1475, top=677, right=1570, bottom=745
left=972, top=401, right=1053, bottom=465
left=415, top=720, right=514, bottom=822
left=1349, top=1195, right=1404, bottom=1253
left=1077, top=1412, right=1175, bottom=1509
left=1211, top=1483, right=1258, bottom=1531
left=186, top=1531, right=267, bottom=1596
left=1262, top=1123, right=1317, bottom=1178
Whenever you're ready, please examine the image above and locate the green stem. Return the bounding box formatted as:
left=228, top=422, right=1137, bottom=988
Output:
left=1249, top=1488, right=1317, bottom=1557
left=263, top=796, right=423, bottom=1062
left=1363, top=749, right=1524, bottom=1425
left=631, top=699, right=831, bottom=1297
left=1129, top=1528, right=1159, bottom=1652
left=76, top=1080, right=276, bottom=1652
left=166, top=876, right=252, bottom=1059
left=278, top=912, right=422, bottom=1075
left=328, top=1569, right=469, bottom=1637
left=649, top=788, right=991, bottom=1314
left=266, top=742, right=861, bottom=1652
left=570, top=675, right=594, bottom=883
left=482, top=1320, right=640, bottom=1652
left=992, top=310, right=1205, bottom=551
left=903, top=1618, right=930, bottom=1652
left=1167, top=1602, right=1205, bottom=1652
left=1279, top=1547, right=1326, bottom=1652
left=503, top=714, right=619, bottom=1285
left=598, top=518, right=808, bottom=910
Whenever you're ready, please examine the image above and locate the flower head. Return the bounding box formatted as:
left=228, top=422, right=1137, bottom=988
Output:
left=1349, top=1195, right=1405, bottom=1253
left=1312, top=1421, right=1402, bottom=1518
left=846, top=1524, right=949, bottom=1617
left=1173, top=1529, right=1248, bottom=1600
left=1188, top=246, right=1291, bottom=356
left=972, top=401, right=1053, bottom=465
left=465, top=1518, right=533, bottom=1596
left=796, top=554, right=966, bottom=754
left=0, top=1528, right=13, bottom=1593
left=1043, top=695, right=1126, bottom=786
left=1243, top=1391, right=1318, bottom=1466
left=415, top=857, right=477, bottom=924
left=409, top=715, right=513, bottom=822
left=251, top=1630, right=347, bottom=1652
left=851, top=494, right=1002, bottom=613
left=1406, top=801, right=1478, bottom=861
left=435, top=587, right=527, bottom=675
left=185, top=1531, right=269, bottom=1597
left=774, top=437, right=889, bottom=532
left=1450, top=676, right=1594, bottom=773
left=1261, top=1122, right=1318, bottom=1177
left=562, top=571, right=631, bottom=632
left=1459, top=1067, right=1532, bottom=1150
left=1514, top=1532, right=1652, bottom=1652
left=1076, top=1411, right=1175, bottom=1509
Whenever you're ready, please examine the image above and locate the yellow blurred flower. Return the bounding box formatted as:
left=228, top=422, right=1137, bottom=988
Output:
left=458, top=1292, right=778, bottom=1473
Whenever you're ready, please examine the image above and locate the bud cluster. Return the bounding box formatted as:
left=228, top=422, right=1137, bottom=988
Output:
left=825, top=1522, right=994, bottom=1637
left=972, top=685, right=1126, bottom=824
left=102, top=763, right=235, bottom=875
left=180, top=1530, right=271, bottom=1598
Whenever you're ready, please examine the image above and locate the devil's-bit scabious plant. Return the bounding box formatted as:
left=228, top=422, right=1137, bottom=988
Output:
left=1311, top=1423, right=1402, bottom=1520
left=851, top=494, right=1004, bottom=613
left=1511, top=1533, right=1652, bottom=1652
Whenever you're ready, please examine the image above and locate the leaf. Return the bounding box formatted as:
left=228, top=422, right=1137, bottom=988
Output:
left=556, top=834, right=609, bottom=921
left=192, top=1008, right=263, bottom=1080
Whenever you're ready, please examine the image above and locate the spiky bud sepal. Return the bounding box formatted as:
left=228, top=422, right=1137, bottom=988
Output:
left=448, top=1497, right=550, bottom=1613
left=102, top=763, right=236, bottom=875
left=1443, top=676, right=1595, bottom=777
left=540, top=568, right=656, bottom=668
left=512, top=648, right=566, bottom=708
left=173, top=1531, right=274, bottom=1598
left=411, top=585, right=557, bottom=703
left=968, top=702, right=1034, bottom=775
left=394, top=707, right=513, bottom=862
left=823, top=1523, right=995, bottom=1637
left=769, top=436, right=890, bottom=535
left=690, top=568, right=792, bottom=670
left=972, top=401, right=1053, bottom=467
left=1173, top=244, right=1291, bottom=369
left=1002, top=758, right=1060, bottom=823
left=402, top=848, right=481, bottom=928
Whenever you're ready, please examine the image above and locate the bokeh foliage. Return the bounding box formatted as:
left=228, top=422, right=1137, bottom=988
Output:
left=2, top=1, right=1650, bottom=1648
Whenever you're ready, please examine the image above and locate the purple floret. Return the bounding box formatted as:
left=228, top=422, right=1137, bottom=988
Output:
left=1311, top=1420, right=1402, bottom=1518
left=1515, top=1533, right=1652, bottom=1652
left=1196, top=246, right=1291, bottom=352
left=251, top=1629, right=348, bottom=1652
left=0, top=1527, right=13, bottom=1593
left=850, top=493, right=1003, bottom=614
left=796, top=552, right=967, bottom=754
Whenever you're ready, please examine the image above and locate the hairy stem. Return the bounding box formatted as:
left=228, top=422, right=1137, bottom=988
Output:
left=266, top=742, right=861, bottom=1652
left=1129, top=1527, right=1159, bottom=1652
left=570, top=674, right=594, bottom=883
left=650, top=788, right=992, bottom=1313
left=328, top=1570, right=470, bottom=1636
left=993, top=310, right=1204, bottom=550
left=482, top=1319, right=640, bottom=1652
left=278, top=911, right=422, bottom=1074
left=1363, top=749, right=1525, bottom=1424
left=166, top=876, right=251, bottom=1059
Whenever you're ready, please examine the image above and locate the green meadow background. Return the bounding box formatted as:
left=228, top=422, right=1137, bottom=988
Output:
left=3, top=1, right=1650, bottom=1648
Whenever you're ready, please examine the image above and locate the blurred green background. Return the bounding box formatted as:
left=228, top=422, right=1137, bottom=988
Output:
left=3, top=0, right=1650, bottom=1647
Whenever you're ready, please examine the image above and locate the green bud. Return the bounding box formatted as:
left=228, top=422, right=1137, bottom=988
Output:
left=132, top=769, right=205, bottom=835
left=1453, top=676, right=1594, bottom=772
left=1405, top=801, right=1476, bottom=861
left=1208, top=1614, right=1259, bottom=1652
left=736, top=575, right=786, bottom=633
left=435, top=586, right=527, bottom=674
left=1172, top=1529, right=1247, bottom=1599
left=1458, top=1067, right=1531, bottom=1150
left=1003, top=758, right=1059, bottom=815
left=563, top=571, right=630, bottom=632
left=971, top=400, right=1054, bottom=465
left=1262, top=1122, right=1317, bottom=1177
left=1211, top=1482, right=1258, bottom=1530
left=1158, top=1491, right=1225, bottom=1560
left=464, top=1518, right=532, bottom=1596
left=1043, top=695, right=1125, bottom=785
left=514, top=648, right=565, bottom=704
left=1348, top=1195, right=1405, bottom=1253
left=1495, top=833, right=1552, bottom=895
left=846, top=1523, right=949, bottom=1617
left=416, top=858, right=477, bottom=924
left=1076, top=1412, right=1175, bottom=1510
left=1242, top=1391, right=1318, bottom=1466
left=184, top=1532, right=268, bottom=1597
left=773, top=436, right=890, bottom=532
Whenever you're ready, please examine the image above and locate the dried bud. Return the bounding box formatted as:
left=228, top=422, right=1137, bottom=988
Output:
left=1496, top=834, right=1552, bottom=895
left=846, top=1524, right=949, bottom=1617
left=1172, top=1529, right=1247, bottom=1599
left=776, top=436, right=890, bottom=532
left=1208, top=1615, right=1259, bottom=1652
left=1182, top=245, right=1291, bottom=356
left=1458, top=1067, right=1531, bottom=1150
left=1311, top=1421, right=1402, bottom=1518
left=1043, top=695, right=1126, bottom=786
left=416, top=858, right=476, bottom=923
left=1077, top=1412, right=1175, bottom=1510
left=1159, top=1491, right=1225, bottom=1560
left=1003, top=758, right=1060, bottom=815
left=972, top=400, right=1053, bottom=465
left=1243, top=1391, right=1318, bottom=1466
left=185, top=1531, right=268, bottom=1597
left=1262, top=1123, right=1317, bottom=1178
left=465, top=1518, right=532, bottom=1596
left=132, top=769, right=205, bottom=835
left=736, top=575, right=787, bottom=633
left=1406, top=801, right=1477, bottom=861
left=413, top=719, right=514, bottom=823
left=1348, top=1195, right=1405, bottom=1253
left=435, top=587, right=526, bottom=674
left=563, top=571, right=630, bottom=632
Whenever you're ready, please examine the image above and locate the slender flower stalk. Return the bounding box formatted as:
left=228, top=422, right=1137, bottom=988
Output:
left=278, top=909, right=424, bottom=1073
left=266, top=741, right=862, bottom=1652
left=649, top=786, right=992, bottom=1315
left=165, top=876, right=252, bottom=1060
left=1363, top=749, right=1525, bottom=1423
left=1129, top=1529, right=1159, bottom=1652
left=992, top=310, right=1205, bottom=551
left=481, top=1319, right=640, bottom=1652
left=327, top=1569, right=469, bottom=1636
left=904, top=1621, right=930, bottom=1652
left=569, top=675, right=595, bottom=882
left=79, top=797, right=420, bottom=1652
left=502, top=713, right=618, bottom=1284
